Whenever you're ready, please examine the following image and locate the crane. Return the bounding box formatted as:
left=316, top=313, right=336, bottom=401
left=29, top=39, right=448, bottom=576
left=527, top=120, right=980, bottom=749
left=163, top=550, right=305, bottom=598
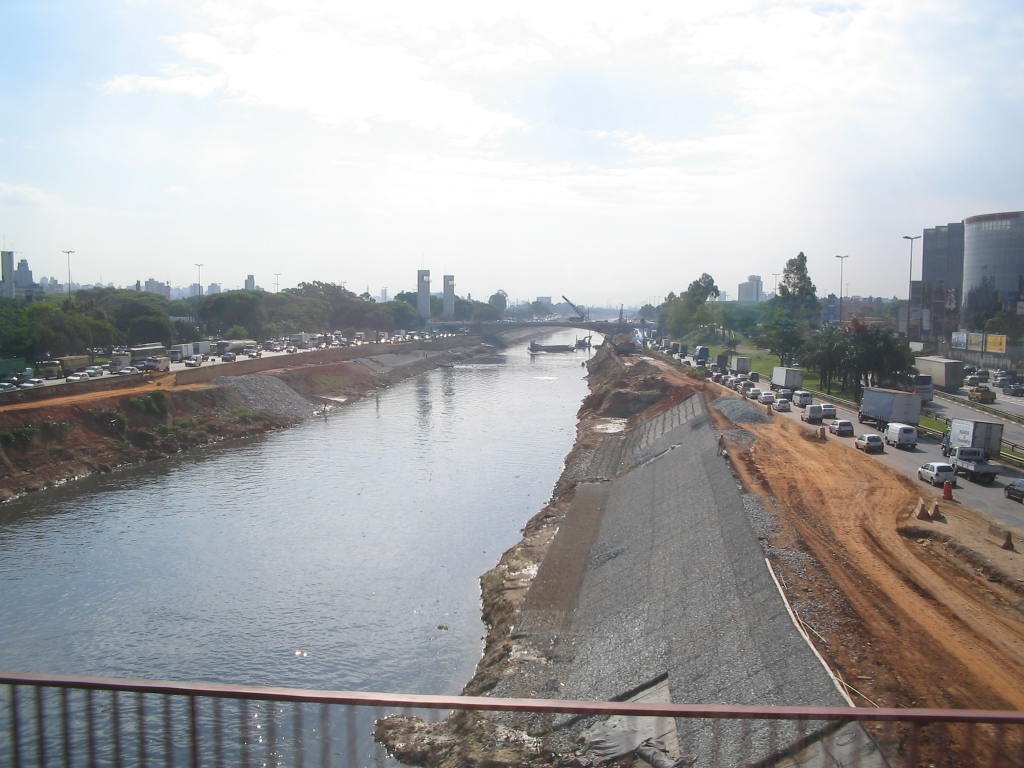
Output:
left=561, top=295, right=588, bottom=322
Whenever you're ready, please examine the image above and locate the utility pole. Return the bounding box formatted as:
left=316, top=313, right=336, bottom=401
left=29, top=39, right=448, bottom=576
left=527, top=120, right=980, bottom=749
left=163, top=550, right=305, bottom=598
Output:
left=771, top=272, right=780, bottom=297
left=63, top=250, right=74, bottom=298
left=835, top=255, right=849, bottom=324
left=274, top=273, right=281, bottom=293
left=195, top=263, right=204, bottom=297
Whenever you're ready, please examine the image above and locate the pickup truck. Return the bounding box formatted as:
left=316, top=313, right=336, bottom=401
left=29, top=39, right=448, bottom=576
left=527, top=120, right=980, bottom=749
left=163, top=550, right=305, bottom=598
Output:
left=968, top=385, right=996, bottom=404
left=947, top=446, right=1000, bottom=484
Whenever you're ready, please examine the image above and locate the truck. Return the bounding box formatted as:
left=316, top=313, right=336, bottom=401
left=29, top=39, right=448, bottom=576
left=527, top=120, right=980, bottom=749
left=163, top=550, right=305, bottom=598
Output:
left=941, top=418, right=1004, bottom=459
left=914, top=355, right=964, bottom=392
left=857, top=387, right=922, bottom=429
left=36, top=354, right=91, bottom=379
left=169, top=343, right=193, bottom=363
left=968, top=385, right=996, bottom=404
left=730, top=356, right=751, bottom=374
left=694, top=345, right=710, bottom=364
left=771, top=366, right=804, bottom=390
left=947, top=445, right=1000, bottom=484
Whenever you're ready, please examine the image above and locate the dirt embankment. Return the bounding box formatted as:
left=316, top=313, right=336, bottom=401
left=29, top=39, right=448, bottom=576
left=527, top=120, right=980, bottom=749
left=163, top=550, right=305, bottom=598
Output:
left=379, top=348, right=1024, bottom=767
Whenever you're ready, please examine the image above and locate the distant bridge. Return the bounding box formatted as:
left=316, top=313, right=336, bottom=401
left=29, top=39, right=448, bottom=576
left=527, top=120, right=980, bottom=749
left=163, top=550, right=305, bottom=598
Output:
left=432, top=319, right=641, bottom=335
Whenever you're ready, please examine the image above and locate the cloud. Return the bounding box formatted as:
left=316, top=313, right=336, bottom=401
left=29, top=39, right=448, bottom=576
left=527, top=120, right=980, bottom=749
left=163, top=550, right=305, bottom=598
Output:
left=0, top=182, right=57, bottom=207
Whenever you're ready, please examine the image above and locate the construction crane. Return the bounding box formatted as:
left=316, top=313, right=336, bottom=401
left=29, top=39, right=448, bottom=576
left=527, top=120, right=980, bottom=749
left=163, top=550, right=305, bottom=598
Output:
left=561, top=295, right=588, bottom=322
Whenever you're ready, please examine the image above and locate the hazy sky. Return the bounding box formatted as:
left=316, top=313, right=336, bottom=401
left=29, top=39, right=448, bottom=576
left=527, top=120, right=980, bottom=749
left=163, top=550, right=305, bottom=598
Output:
left=1, top=1, right=1021, bottom=307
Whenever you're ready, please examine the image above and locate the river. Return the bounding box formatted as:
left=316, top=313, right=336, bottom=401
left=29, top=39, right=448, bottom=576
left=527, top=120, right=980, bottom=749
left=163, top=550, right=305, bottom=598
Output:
left=0, top=331, right=593, bottom=764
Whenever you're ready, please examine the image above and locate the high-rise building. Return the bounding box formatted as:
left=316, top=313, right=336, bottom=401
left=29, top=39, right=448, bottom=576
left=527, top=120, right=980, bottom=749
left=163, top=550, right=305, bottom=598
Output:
left=737, top=275, right=763, bottom=303
left=921, top=222, right=964, bottom=340
left=13, top=259, right=33, bottom=290
left=144, top=278, right=171, bottom=299
left=417, top=270, right=431, bottom=319
left=245, top=274, right=256, bottom=291
left=442, top=275, right=455, bottom=319
left=0, top=251, right=13, bottom=299
left=961, top=211, right=1024, bottom=330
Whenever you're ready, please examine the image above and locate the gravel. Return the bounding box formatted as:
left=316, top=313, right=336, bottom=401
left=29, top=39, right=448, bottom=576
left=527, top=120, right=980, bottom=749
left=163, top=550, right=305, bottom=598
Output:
left=712, top=395, right=773, bottom=424
left=213, top=374, right=318, bottom=419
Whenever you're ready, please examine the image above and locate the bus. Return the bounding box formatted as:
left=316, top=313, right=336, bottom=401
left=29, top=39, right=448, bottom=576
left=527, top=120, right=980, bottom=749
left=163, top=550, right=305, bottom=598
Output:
left=129, top=343, right=167, bottom=364
left=913, top=374, right=934, bottom=403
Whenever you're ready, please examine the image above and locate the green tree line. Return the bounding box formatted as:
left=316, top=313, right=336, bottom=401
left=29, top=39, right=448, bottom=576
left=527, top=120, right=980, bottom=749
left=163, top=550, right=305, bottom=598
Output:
left=0, top=282, right=502, bottom=361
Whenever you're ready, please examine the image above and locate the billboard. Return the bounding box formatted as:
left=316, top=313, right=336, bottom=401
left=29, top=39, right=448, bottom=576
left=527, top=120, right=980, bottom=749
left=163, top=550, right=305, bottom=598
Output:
left=985, top=334, right=1008, bottom=354
left=951, top=331, right=967, bottom=349
left=967, top=333, right=984, bottom=351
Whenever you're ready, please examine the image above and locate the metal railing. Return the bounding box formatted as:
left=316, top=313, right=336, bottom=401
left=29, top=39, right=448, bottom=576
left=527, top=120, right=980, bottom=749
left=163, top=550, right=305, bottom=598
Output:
left=4, top=672, right=1024, bottom=767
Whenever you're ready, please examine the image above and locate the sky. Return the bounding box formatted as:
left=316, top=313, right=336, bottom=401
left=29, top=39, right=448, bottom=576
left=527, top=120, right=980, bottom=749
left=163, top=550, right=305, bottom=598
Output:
left=1, top=0, right=1022, bottom=308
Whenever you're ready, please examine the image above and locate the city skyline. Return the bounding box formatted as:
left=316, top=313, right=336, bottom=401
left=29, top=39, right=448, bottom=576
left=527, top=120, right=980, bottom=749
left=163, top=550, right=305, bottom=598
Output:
left=1, top=2, right=1022, bottom=306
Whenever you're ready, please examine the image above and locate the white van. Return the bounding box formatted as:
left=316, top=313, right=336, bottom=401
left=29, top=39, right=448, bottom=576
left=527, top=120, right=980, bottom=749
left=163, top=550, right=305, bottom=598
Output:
left=792, top=390, right=813, bottom=408
left=885, top=422, right=918, bottom=449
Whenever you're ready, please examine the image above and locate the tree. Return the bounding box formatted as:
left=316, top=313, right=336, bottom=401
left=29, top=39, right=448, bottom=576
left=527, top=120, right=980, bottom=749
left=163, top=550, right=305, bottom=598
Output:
left=663, top=273, right=720, bottom=337
left=224, top=324, right=250, bottom=339
left=127, top=315, right=173, bottom=346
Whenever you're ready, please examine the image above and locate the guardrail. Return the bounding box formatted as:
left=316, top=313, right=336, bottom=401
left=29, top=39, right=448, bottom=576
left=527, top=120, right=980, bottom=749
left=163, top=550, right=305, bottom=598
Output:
left=3, top=672, right=1024, bottom=767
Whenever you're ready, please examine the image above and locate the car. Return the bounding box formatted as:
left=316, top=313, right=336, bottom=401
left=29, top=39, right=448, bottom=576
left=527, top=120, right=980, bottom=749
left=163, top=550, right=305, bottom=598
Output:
left=746, top=388, right=762, bottom=400
left=918, top=462, right=956, bottom=487
left=65, top=372, right=90, bottom=382
left=820, top=403, right=837, bottom=419
left=221, top=352, right=237, bottom=362
left=184, top=355, right=202, bottom=367
left=86, top=366, right=104, bottom=377
left=18, top=378, right=45, bottom=389
left=855, top=433, right=884, bottom=453
left=828, top=419, right=854, bottom=436
left=117, top=366, right=140, bottom=375
left=773, top=398, right=791, bottom=412
left=0, top=381, right=17, bottom=392
left=777, top=388, right=793, bottom=401
left=758, top=391, right=775, bottom=404
left=285, top=346, right=297, bottom=353
left=1007, top=384, right=1024, bottom=397
left=1006, top=479, right=1024, bottom=503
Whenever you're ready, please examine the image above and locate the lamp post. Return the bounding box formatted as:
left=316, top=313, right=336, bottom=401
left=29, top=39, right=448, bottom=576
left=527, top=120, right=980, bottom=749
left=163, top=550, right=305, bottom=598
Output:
left=195, top=263, right=203, bottom=298
left=834, top=255, right=849, bottom=324
left=903, top=235, right=921, bottom=339
left=62, top=250, right=74, bottom=298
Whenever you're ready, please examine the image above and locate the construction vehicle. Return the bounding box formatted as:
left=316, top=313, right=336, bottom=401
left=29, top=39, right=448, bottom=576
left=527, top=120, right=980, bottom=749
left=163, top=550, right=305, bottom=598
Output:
left=968, top=385, right=996, bottom=404
left=561, top=296, right=589, bottom=322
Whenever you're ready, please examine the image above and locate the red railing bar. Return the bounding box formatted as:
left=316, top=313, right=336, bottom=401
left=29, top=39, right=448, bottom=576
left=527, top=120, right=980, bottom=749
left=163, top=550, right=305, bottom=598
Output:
left=3, top=671, right=1022, bottom=725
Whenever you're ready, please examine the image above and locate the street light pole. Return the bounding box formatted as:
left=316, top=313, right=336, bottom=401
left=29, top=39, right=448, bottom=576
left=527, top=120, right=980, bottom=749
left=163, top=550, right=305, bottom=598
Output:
left=63, top=250, right=74, bottom=298
left=903, top=235, right=921, bottom=339
left=835, top=255, right=849, bottom=323
left=195, top=263, right=204, bottom=298
left=274, top=273, right=281, bottom=293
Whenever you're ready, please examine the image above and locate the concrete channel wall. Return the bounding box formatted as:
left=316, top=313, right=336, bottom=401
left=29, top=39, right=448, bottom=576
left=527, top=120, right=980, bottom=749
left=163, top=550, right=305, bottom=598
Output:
left=494, top=393, right=884, bottom=766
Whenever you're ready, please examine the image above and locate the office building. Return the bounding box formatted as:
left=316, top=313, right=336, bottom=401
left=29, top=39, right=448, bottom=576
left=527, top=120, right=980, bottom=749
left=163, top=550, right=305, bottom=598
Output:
left=961, top=211, right=1024, bottom=330
left=442, top=275, right=455, bottom=319
left=245, top=274, right=256, bottom=291
left=417, top=270, right=430, bottom=319
left=0, top=251, right=13, bottom=298
left=921, top=222, right=964, bottom=340
left=737, top=275, right=763, bottom=304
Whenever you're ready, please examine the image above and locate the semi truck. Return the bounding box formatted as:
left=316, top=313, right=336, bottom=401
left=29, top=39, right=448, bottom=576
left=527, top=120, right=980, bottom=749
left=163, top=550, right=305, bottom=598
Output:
left=771, top=367, right=804, bottom=390
left=914, top=356, right=964, bottom=392
left=729, top=356, right=751, bottom=374
left=857, top=387, right=922, bottom=429
left=694, top=345, right=710, bottom=364
left=36, top=355, right=91, bottom=379
left=941, top=418, right=1004, bottom=459
left=947, top=446, right=1000, bottom=484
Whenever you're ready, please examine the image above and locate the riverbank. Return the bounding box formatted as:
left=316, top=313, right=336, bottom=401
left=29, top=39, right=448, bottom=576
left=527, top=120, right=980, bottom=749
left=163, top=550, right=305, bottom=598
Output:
left=0, top=340, right=488, bottom=502
left=377, top=346, right=1024, bottom=767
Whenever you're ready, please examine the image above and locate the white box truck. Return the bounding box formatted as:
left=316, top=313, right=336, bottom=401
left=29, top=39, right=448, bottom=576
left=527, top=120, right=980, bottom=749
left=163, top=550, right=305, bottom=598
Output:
left=941, top=418, right=1004, bottom=460
left=914, top=356, right=964, bottom=392
left=771, top=367, right=804, bottom=390
left=730, top=356, right=751, bottom=374
left=857, top=387, right=921, bottom=429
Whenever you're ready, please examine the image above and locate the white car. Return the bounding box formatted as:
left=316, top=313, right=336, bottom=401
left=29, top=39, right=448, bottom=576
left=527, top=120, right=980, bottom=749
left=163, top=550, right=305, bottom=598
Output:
left=19, top=378, right=45, bottom=389
left=820, top=403, right=837, bottom=419
left=65, top=372, right=90, bottom=382
left=773, top=398, right=791, bottom=412
left=828, top=419, right=854, bottom=436
left=117, top=366, right=140, bottom=375
left=758, top=391, right=775, bottom=404
left=746, top=388, right=762, bottom=400
left=918, top=462, right=956, bottom=487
